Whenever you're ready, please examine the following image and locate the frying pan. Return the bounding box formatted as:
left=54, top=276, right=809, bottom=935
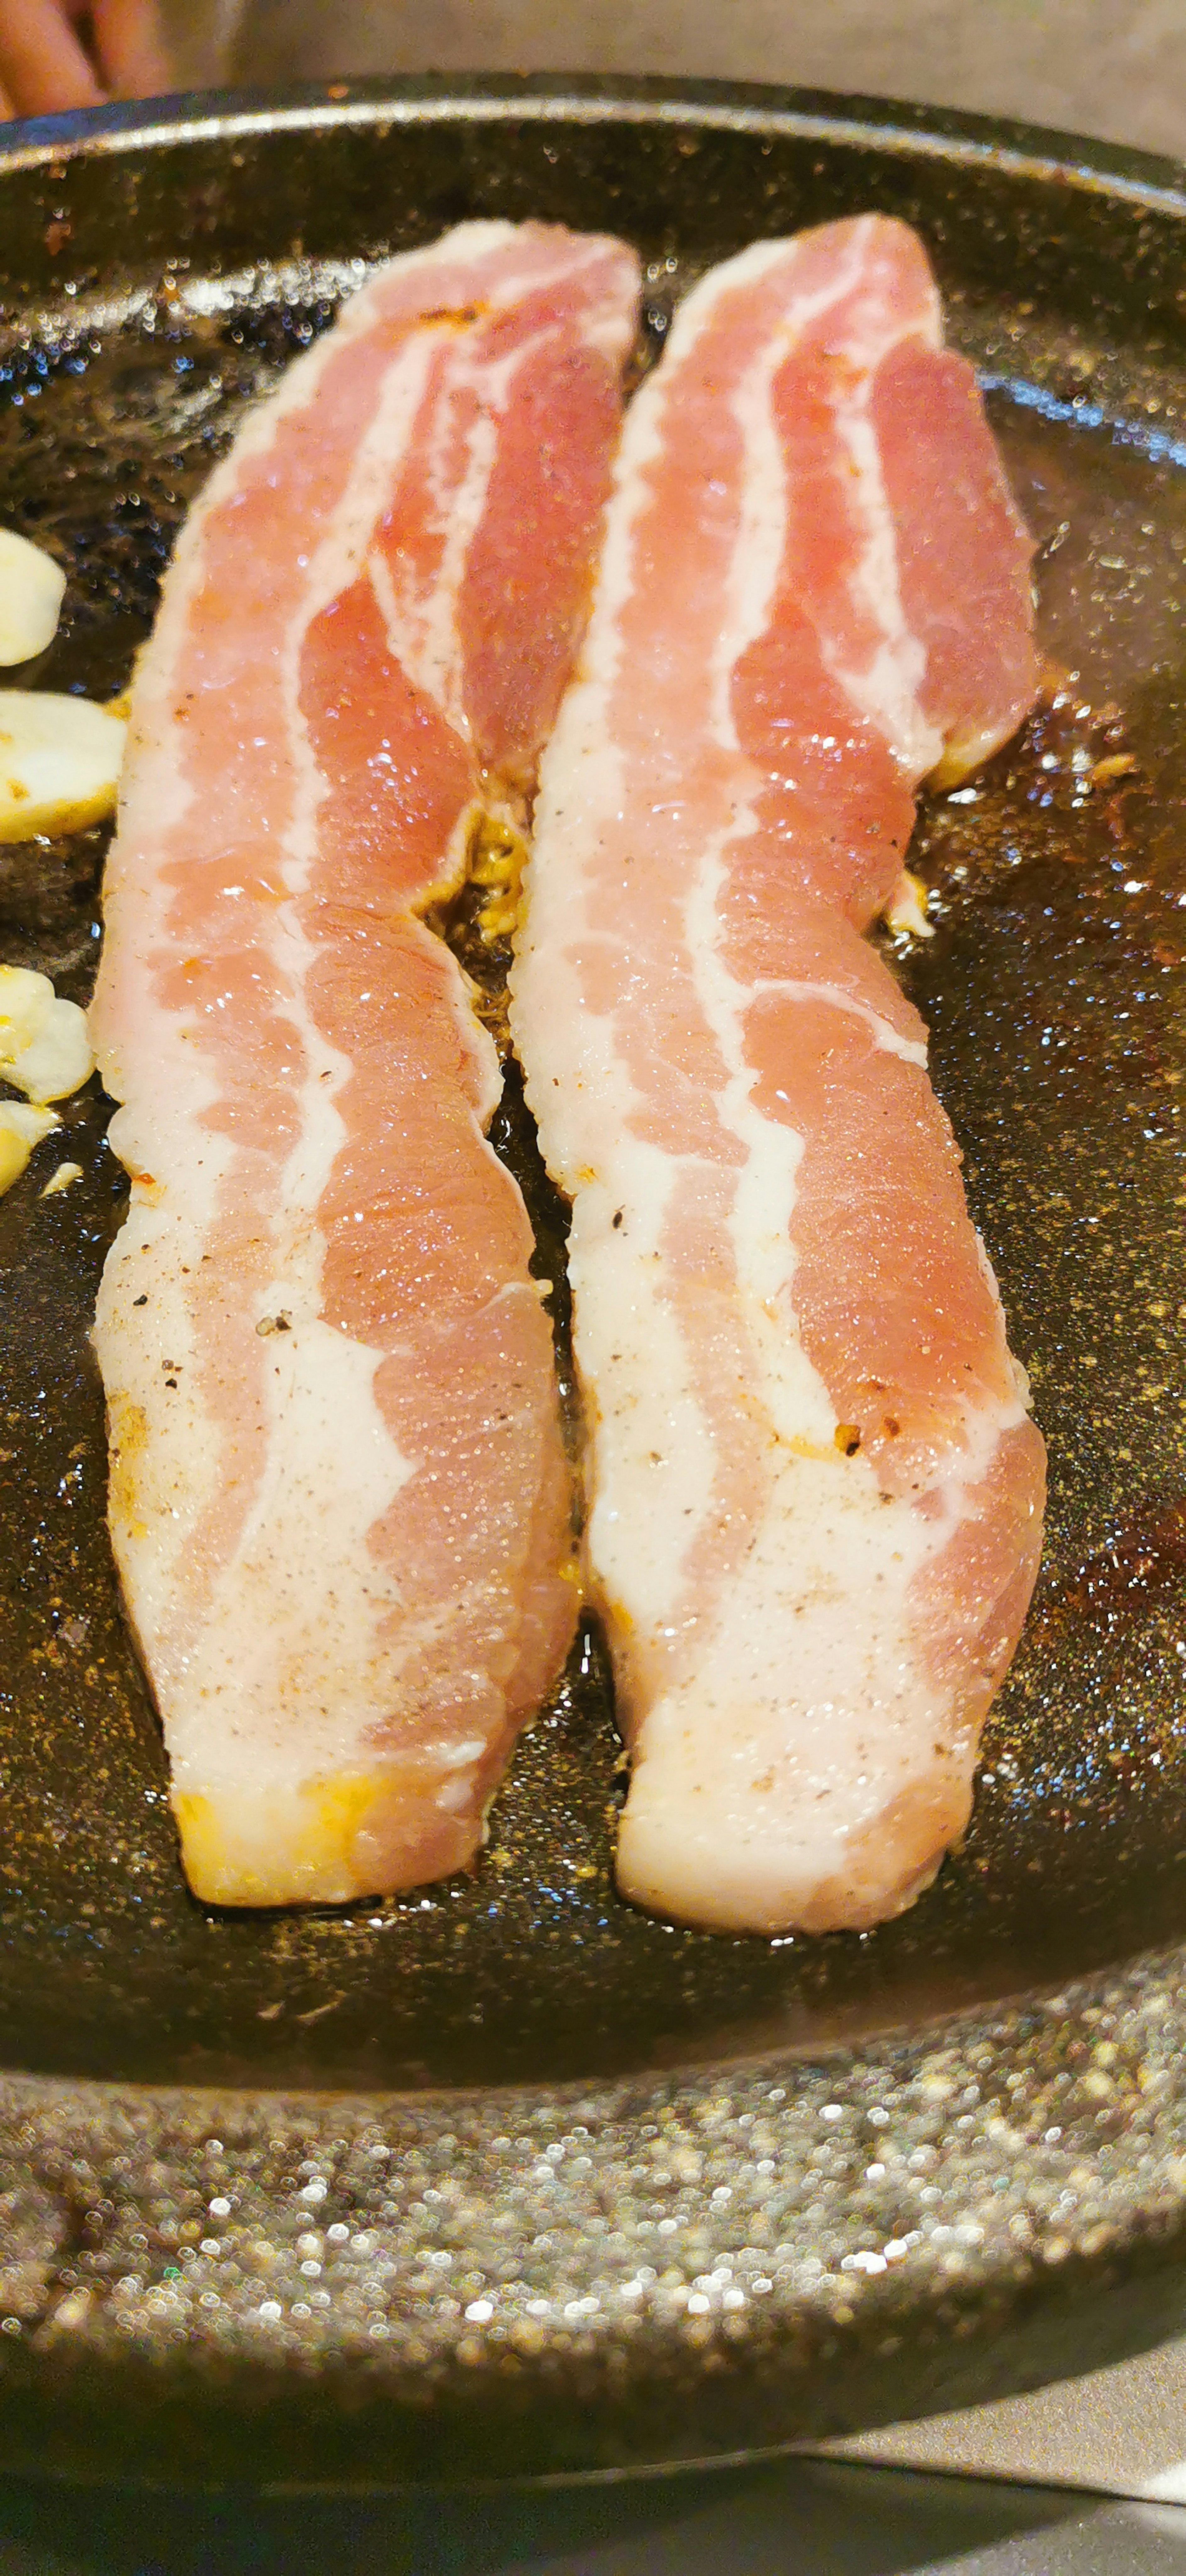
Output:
left=0, top=73, right=1183, bottom=2485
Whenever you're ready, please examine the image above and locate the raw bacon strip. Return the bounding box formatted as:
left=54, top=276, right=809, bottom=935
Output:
left=511, top=217, right=1044, bottom=1936
left=91, top=221, right=640, bottom=1907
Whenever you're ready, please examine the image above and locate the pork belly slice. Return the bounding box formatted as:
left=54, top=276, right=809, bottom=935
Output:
left=91, top=221, right=640, bottom=1906
left=511, top=216, right=1045, bottom=1935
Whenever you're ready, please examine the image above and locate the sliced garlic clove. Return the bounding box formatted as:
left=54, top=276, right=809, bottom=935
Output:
left=0, top=1099, right=58, bottom=1196
left=0, top=691, right=126, bottom=843
left=0, top=962, right=94, bottom=1102
left=883, top=867, right=935, bottom=941
left=40, top=1160, right=84, bottom=1197
left=0, top=531, right=67, bottom=667
left=9, top=993, right=93, bottom=1101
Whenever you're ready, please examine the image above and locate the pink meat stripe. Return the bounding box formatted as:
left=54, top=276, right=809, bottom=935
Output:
left=511, top=216, right=1045, bottom=1935
left=91, top=221, right=640, bottom=1907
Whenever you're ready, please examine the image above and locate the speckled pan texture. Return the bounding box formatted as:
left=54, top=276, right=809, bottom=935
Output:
left=0, top=77, right=1183, bottom=2486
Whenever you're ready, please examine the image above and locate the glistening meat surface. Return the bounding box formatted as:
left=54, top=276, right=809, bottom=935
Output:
left=511, top=216, right=1045, bottom=1935
left=91, top=220, right=640, bottom=1907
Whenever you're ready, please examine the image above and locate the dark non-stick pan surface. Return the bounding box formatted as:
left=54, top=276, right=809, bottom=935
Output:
left=0, top=76, right=1182, bottom=2486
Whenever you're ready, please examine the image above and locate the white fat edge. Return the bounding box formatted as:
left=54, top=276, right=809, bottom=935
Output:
left=179, top=230, right=491, bottom=531
left=924, top=1220, right=1038, bottom=1544
left=102, top=1051, right=232, bottom=1230
left=445, top=225, right=638, bottom=336
left=1010, top=1352, right=1034, bottom=1411
left=525, top=204, right=757, bottom=787
left=92, top=1197, right=225, bottom=1665
left=95, top=529, right=200, bottom=1012
left=314, top=318, right=444, bottom=701
left=514, top=654, right=725, bottom=1637
left=93, top=309, right=340, bottom=1179
left=95, top=808, right=241, bottom=1224
left=578, top=258, right=643, bottom=366
left=520, top=355, right=743, bottom=1629
left=512, top=325, right=671, bottom=1070
left=529, top=232, right=642, bottom=367
left=435, top=1777, right=477, bottom=1813
left=620, top=1453, right=961, bottom=1925
left=510, top=694, right=633, bottom=1169
left=257, top=318, right=498, bottom=1109
left=974, top=1227, right=1036, bottom=1414
left=528, top=280, right=676, bottom=787
left=939, top=1373, right=1034, bottom=1508
left=816, top=216, right=945, bottom=779
left=165, top=1319, right=414, bottom=1786
left=114, top=241, right=438, bottom=835
left=94, top=524, right=234, bottom=1221
left=164, top=1292, right=549, bottom=1786
left=570, top=1135, right=720, bottom=1637
left=629, top=1518, right=1007, bottom=1926
left=510, top=397, right=659, bottom=1154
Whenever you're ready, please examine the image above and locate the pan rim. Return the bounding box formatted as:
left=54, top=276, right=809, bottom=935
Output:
left=0, top=67, right=1184, bottom=217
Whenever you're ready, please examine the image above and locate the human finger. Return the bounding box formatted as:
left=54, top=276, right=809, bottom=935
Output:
left=0, top=0, right=105, bottom=115
left=90, top=0, right=174, bottom=97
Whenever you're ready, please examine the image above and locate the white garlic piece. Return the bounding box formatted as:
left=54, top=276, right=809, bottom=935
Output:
left=40, top=1159, right=84, bottom=1197
left=0, top=691, right=125, bottom=841
left=0, top=530, right=66, bottom=667
left=0, top=962, right=93, bottom=1102
left=0, top=1099, right=59, bottom=1196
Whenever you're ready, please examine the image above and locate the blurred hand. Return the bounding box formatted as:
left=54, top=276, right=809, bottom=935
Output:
left=0, top=0, right=174, bottom=117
